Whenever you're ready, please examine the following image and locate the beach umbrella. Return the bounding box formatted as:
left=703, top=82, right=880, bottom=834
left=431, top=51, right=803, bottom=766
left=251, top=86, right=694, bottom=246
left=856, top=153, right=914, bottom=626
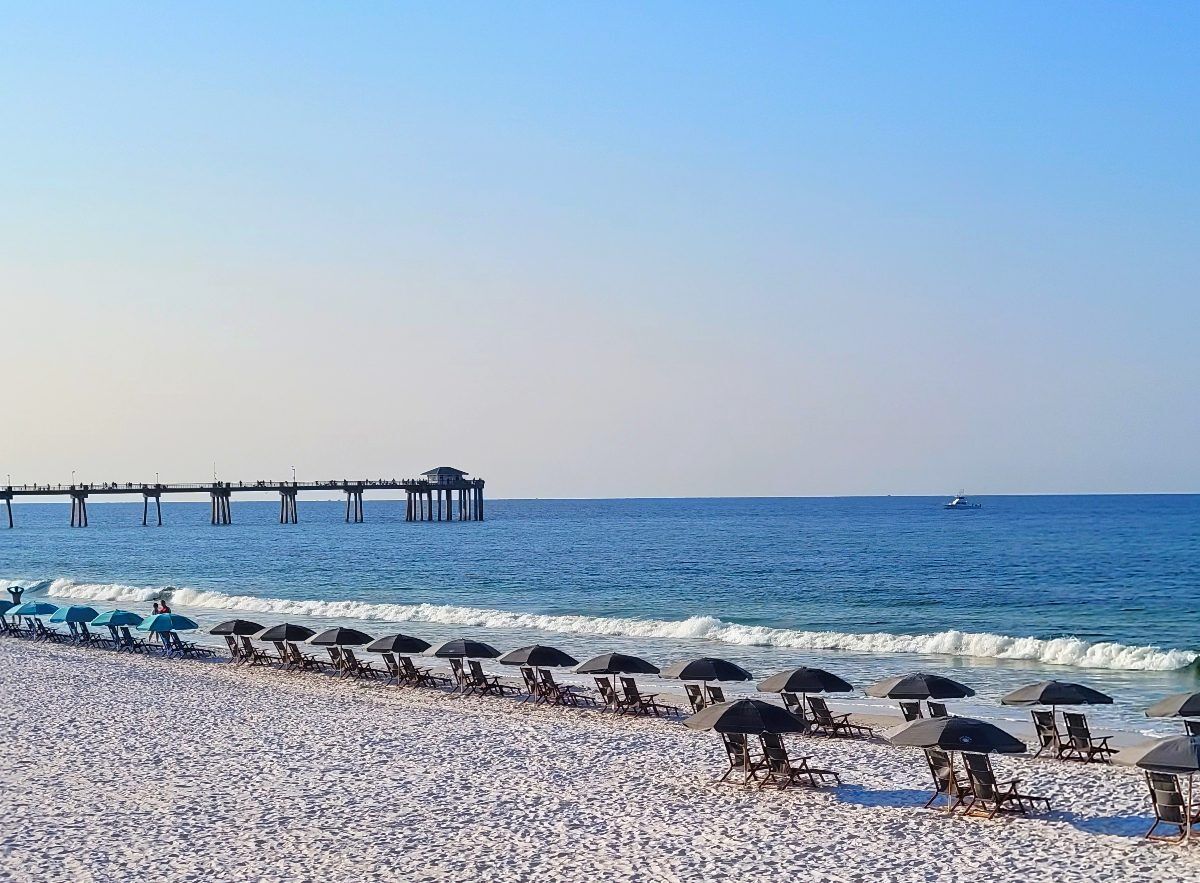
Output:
left=888, top=715, right=1025, bottom=754
left=575, top=652, right=660, bottom=675
left=91, top=610, right=144, bottom=627
left=11, top=601, right=58, bottom=617
left=365, top=634, right=432, bottom=655
left=1001, top=681, right=1113, bottom=708
left=309, top=627, right=373, bottom=646
left=258, top=623, right=315, bottom=643
left=685, top=698, right=808, bottom=735
left=210, top=619, right=266, bottom=636
left=661, top=657, right=753, bottom=682
left=0, top=600, right=15, bottom=615
left=137, top=613, right=199, bottom=633
left=866, top=672, right=975, bottom=700
left=758, top=667, right=854, bottom=697
left=428, top=638, right=501, bottom=659
left=49, top=605, right=99, bottom=624
left=499, top=645, right=579, bottom=668
left=1136, top=735, right=1200, bottom=844
left=1146, top=692, right=1200, bottom=721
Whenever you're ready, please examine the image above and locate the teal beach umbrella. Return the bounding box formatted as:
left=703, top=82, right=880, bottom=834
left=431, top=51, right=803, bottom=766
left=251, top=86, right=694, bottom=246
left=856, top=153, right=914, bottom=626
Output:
left=11, top=601, right=58, bottom=617
left=92, top=610, right=144, bottom=627
left=50, top=605, right=99, bottom=624
left=0, top=600, right=15, bottom=615
left=137, top=613, right=199, bottom=633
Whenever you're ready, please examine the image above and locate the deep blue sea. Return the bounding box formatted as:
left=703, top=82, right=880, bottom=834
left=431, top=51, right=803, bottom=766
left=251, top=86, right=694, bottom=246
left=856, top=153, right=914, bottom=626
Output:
left=3, top=494, right=1197, bottom=733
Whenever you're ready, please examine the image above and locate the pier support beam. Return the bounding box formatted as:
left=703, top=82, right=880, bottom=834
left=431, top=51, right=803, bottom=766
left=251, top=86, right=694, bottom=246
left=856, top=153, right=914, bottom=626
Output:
left=344, top=487, right=363, bottom=523
left=279, top=488, right=298, bottom=524
left=142, top=489, right=163, bottom=526
left=3, top=492, right=12, bottom=529
left=70, top=492, right=89, bottom=527
left=210, top=488, right=232, bottom=525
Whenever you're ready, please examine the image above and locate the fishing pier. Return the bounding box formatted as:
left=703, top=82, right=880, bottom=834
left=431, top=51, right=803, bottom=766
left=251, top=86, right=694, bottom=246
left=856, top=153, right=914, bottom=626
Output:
left=0, top=466, right=484, bottom=528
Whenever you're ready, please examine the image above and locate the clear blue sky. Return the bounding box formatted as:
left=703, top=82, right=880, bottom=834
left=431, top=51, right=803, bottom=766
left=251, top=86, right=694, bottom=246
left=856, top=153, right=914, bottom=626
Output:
left=3, top=3, right=1197, bottom=497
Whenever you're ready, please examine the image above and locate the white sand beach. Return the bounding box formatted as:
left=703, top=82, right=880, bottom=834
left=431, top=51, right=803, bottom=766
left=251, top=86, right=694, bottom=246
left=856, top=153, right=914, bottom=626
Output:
left=2, top=639, right=1196, bottom=883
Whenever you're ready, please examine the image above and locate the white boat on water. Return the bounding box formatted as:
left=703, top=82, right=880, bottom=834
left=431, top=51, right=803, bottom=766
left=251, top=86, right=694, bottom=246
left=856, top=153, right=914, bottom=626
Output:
left=944, top=491, right=981, bottom=510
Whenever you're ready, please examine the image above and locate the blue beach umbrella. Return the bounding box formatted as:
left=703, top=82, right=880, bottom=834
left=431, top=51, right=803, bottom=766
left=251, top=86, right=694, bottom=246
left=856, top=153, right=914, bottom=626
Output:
left=11, top=601, right=58, bottom=617
left=0, top=600, right=15, bottom=615
left=50, top=605, right=99, bottom=624
left=137, top=613, right=199, bottom=633
left=92, top=610, right=144, bottom=627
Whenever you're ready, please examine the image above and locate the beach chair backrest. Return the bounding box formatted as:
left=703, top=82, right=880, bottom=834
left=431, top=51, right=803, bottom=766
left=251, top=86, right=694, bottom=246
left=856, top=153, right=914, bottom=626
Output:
left=327, top=647, right=344, bottom=667
left=962, top=752, right=1000, bottom=801
left=619, top=678, right=642, bottom=704
left=521, top=667, right=539, bottom=693
left=343, top=649, right=361, bottom=670
left=273, top=641, right=289, bottom=660
left=286, top=643, right=305, bottom=666
left=1185, top=719, right=1200, bottom=736
left=758, top=733, right=790, bottom=776
left=900, top=701, right=923, bottom=722
left=1032, top=710, right=1059, bottom=747
left=706, top=684, right=726, bottom=704
left=170, top=632, right=186, bottom=651
left=1146, top=772, right=1188, bottom=825
left=721, top=733, right=751, bottom=768
left=240, top=636, right=257, bottom=657
left=449, top=657, right=466, bottom=683
left=539, top=669, right=559, bottom=692
left=468, top=659, right=488, bottom=685
left=223, top=635, right=239, bottom=658
left=400, top=656, right=419, bottom=678
left=594, top=677, right=618, bottom=705
left=1063, top=712, right=1092, bottom=749
left=110, top=625, right=123, bottom=647
left=67, top=621, right=79, bottom=638
left=927, top=701, right=948, bottom=718
left=807, top=696, right=834, bottom=724
left=684, top=684, right=706, bottom=713
left=119, top=626, right=135, bottom=648
left=381, top=653, right=399, bottom=676
left=79, top=622, right=92, bottom=642
left=925, top=749, right=954, bottom=795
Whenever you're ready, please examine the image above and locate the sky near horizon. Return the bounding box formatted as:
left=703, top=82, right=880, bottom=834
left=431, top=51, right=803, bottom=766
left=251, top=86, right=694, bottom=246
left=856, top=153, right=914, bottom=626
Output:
left=2, top=3, right=1198, bottom=498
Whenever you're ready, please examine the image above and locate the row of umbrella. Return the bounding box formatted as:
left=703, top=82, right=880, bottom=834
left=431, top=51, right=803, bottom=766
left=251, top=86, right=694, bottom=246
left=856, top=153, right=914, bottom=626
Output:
left=2, top=600, right=199, bottom=634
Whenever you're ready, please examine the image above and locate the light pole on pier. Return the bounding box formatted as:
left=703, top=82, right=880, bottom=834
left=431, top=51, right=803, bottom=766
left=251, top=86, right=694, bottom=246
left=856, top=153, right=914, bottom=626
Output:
left=291, top=465, right=296, bottom=483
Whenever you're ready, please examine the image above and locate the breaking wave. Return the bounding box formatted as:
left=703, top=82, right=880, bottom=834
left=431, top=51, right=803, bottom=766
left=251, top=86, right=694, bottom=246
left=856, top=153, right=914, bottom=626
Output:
left=10, top=576, right=1197, bottom=672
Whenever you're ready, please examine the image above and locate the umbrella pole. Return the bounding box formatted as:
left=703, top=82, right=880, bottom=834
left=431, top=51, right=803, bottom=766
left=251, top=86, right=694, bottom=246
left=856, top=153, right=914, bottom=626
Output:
left=947, top=751, right=955, bottom=814
left=1188, top=774, right=1194, bottom=845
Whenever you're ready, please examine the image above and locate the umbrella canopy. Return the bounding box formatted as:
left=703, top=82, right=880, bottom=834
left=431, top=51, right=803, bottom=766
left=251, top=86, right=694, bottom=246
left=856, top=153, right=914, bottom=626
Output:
left=365, top=633, right=432, bottom=655
left=92, top=609, right=143, bottom=627
left=137, top=613, right=199, bottom=633
left=1146, top=691, right=1200, bottom=720
left=49, top=605, right=99, bottom=624
left=257, top=623, right=316, bottom=643
left=1135, top=735, right=1200, bottom=774
left=0, top=600, right=15, bottom=615
left=428, top=638, right=501, bottom=659
left=209, top=619, right=266, bottom=636
left=575, top=652, right=660, bottom=675
left=661, top=657, right=753, bottom=682
left=866, top=672, right=976, bottom=700
left=888, top=716, right=1025, bottom=754
left=11, top=601, right=58, bottom=617
left=758, top=666, right=854, bottom=695
left=1001, top=680, right=1113, bottom=707
left=499, top=645, right=579, bottom=668
left=685, top=698, right=808, bottom=735
left=309, top=627, right=374, bottom=647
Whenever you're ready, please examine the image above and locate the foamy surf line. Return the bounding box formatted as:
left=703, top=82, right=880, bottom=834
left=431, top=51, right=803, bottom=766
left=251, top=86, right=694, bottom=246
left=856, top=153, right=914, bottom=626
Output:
left=13, top=577, right=1197, bottom=672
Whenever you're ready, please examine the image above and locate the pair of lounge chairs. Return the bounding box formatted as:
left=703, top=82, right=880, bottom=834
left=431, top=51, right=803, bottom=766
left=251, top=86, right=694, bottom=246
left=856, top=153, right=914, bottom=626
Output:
left=1031, top=710, right=1115, bottom=763
left=780, top=693, right=873, bottom=739
left=1145, top=771, right=1200, bottom=843
left=900, top=700, right=949, bottom=721
left=591, top=676, right=679, bottom=716
left=924, top=749, right=1051, bottom=818
left=447, top=658, right=521, bottom=698
left=162, top=631, right=217, bottom=659
left=718, top=732, right=840, bottom=790
left=684, top=683, right=727, bottom=714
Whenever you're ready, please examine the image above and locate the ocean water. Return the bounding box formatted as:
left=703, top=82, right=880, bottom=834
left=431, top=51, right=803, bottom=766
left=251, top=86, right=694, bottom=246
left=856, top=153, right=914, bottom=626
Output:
left=3, top=494, right=1197, bottom=734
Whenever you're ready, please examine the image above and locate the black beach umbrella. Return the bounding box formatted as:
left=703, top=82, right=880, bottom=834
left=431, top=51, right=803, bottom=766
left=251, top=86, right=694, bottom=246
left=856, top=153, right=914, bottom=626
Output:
left=1136, top=735, right=1200, bottom=775
left=758, top=667, right=854, bottom=696
left=309, top=627, right=373, bottom=646
left=498, top=645, right=579, bottom=668
left=1146, top=691, right=1200, bottom=721
left=661, top=657, right=753, bottom=682
left=428, top=638, right=501, bottom=659
left=210, top=619, right=266, bottom=636
left=258, top=623, right=316, bottom=643
left=1001, top=681, right=1113, bottom=708
left=575, top=652, right=660, bottom=675
left=365, top=634, right=432, bottom=655
left=866, top=672, right=976, bottom=700
left=685, top=699, right=808, bottom=735
left=888, top=715, right=1026, bottom=754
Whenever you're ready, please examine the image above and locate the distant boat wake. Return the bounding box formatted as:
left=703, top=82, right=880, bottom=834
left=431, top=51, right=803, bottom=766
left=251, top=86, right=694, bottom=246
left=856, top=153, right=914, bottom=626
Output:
left=10, top=576, right=1197, bottom=673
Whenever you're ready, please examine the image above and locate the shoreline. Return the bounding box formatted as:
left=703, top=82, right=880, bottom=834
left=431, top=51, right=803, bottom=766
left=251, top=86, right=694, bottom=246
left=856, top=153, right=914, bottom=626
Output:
left=2, top=639, right=1196, bottom=882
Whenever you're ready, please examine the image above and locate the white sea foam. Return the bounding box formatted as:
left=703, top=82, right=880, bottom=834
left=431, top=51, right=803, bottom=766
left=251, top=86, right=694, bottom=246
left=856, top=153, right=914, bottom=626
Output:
left=18, top=576, right=1196, bottom=672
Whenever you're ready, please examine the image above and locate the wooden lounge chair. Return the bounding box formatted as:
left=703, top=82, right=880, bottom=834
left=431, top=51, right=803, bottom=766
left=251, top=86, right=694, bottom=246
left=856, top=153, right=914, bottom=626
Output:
left=448, top=658, right=471, bottom=694
left=469, top=660, right=521, bottom=697
left=399, top=655, right=446, bottom=688
left=222, top=635, right=242, bottom=662
left=341, top=648, right=381, bottom=679
left=717, top=732, right=762, bottom=786
left=705, top=684, right=726, bottom=704
left=239, top=636, right=273, bottom=665
left=684, top=684, right=707, bottom=713
left=924, top=749, right=973, bottom=811
left=807, top=696, right=873, bottom=738
left=168, top=632, right=217, bottom=659
left=1061, top=712, right=1115, bottom=763
left=34, top=620, right=68, bottom=644
left=961, top=752, right=1050, bottom=818
left=1031, top=710, right=1067, bottom=758
left=376, top=652, right=402, bottom=685
left=1144, top=771, right=1200, bottom=842
left=520, top=667, right=546, bottom=704
left=620, top=677, right=678, bottom=717
left=326, top=646, right=345, bottom=672
left=594, top=676, right=629, bottom=713
left=927, top=701, right=949, bottom=718
left=756, top=733, right=840, bottom=790
left=287, top=642, right=331, bottom=672
left=899, top=700, right=924, bottom=722
left=538, top=669, right=596, bottom=706
left=118, top=626, right=152, bottom=653
left=271, top=641, right=294, bottom=667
